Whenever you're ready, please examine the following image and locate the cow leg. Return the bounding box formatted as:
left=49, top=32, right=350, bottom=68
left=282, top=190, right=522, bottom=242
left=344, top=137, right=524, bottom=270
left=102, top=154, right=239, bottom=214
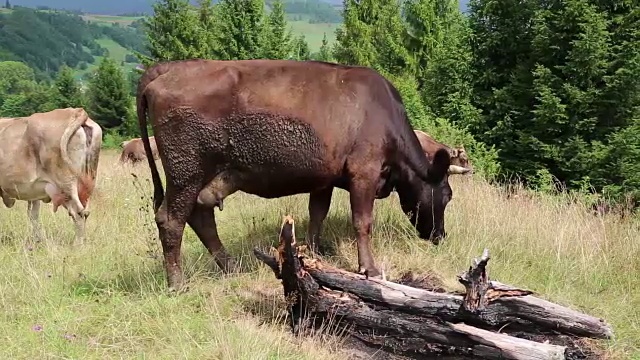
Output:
left=187, top=204, right=237, bottom=273
left=27, top=200, right=44, bottom=242
left=306, top=186, right=334, bottom=254
left=348, top=178, right=382, bottom=279
left=155, top=184, right=199, bottom=292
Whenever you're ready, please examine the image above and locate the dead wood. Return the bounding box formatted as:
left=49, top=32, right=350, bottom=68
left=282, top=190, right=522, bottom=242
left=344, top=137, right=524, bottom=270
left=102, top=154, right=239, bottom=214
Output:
left=253, top=215, right=614, bottom=360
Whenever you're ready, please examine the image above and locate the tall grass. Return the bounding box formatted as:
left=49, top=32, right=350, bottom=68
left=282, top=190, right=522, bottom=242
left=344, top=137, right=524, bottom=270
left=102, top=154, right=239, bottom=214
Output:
left=0, top=150, right=637, bottom=359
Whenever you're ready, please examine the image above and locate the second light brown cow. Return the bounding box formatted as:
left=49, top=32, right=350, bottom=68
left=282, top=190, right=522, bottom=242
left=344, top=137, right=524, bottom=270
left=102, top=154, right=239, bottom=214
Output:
left=119, top=136, right=159, bottom=164
left=0, top=108, right=103, bottom=245
left=414, top=130, right=472, bottom=175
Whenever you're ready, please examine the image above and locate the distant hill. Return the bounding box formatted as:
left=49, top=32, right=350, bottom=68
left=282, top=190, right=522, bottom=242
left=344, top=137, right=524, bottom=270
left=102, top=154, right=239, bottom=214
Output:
left=6, top=0, right=468, bottom=15
left=0, top=7, right=147, bottom=79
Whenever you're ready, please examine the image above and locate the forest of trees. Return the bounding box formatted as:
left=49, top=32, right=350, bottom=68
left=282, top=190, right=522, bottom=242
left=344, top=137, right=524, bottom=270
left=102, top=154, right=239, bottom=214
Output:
left=0, top=0, right=638, bottom=208
left=6, top=0, right=344, bottom=24
left=138, top=0, right=640, bottom=207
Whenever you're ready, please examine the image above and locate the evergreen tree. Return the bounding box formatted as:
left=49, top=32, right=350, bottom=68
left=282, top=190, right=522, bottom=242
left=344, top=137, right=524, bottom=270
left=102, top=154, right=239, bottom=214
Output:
left=372, top=0, right=413, bottom=76
left=53, top=65, right=83, bottom=108
left=333, top=0, right=411, bottom=75
left=292, top=35, right=310, bottom=60
left=468, top=0, right=551, bottom=181
left=197, top=0, right=216, bottom=58
left=261, top=0, right=293, bottom=59
left=212, top=0, right=265, bottom=60
left=405, top=0, right=479, bottom=128
left=316, top=33, right=332, bottom=62
left=332, top=0, right=379, bottom=68
left=141, top=0, right=208, bottom=65
left=88, top=58, right=131, bottom=129
left=469, top=0, right=640, bottom=195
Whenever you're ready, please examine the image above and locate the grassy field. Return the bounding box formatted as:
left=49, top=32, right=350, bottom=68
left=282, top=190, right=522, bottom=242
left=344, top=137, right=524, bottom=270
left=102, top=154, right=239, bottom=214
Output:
left=82, top=13, right=338, bottom=52
left=289, top=20, right=338, bottom=50
left=73, top=38, right=137, bottom=83
left=82, top=14, right=143, bottom=26
left=0, top=150, right=637, bottom=358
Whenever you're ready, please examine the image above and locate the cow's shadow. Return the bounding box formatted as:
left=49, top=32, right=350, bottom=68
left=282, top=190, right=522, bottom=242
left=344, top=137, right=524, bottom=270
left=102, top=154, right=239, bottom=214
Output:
left=220, top=213, right=355, bottom=274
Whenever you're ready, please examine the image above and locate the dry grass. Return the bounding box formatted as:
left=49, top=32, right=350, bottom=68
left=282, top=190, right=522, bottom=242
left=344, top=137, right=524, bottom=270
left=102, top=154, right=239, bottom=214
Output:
left=0, top=150, right=638, bottom=359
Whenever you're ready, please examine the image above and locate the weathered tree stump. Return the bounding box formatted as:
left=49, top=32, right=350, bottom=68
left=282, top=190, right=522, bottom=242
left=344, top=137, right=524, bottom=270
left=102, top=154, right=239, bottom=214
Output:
left=253, top=216, right=614, bottom=360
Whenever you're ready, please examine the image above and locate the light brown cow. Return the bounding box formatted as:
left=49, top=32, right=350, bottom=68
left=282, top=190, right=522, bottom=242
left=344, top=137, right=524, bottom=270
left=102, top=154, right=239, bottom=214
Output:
left=0, top=108, right=103, bottom=245
left=119, top=136, right=159, bottom=164
left=414, top=130, right=472, bottom=175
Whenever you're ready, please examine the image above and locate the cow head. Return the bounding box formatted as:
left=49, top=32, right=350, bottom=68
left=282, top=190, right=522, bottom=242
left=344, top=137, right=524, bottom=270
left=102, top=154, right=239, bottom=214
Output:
left=397, top=148, right=452, bottom=244
left=449, top=145, right=473, bottom=174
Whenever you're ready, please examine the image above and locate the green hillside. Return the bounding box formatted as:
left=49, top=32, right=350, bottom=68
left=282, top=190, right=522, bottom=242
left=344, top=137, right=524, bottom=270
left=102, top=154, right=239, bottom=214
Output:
left=0, top=7, right=147, bottom=81
left=83, top=13, right=338, bottom=51
left=0, top=5, right=339, bottom=85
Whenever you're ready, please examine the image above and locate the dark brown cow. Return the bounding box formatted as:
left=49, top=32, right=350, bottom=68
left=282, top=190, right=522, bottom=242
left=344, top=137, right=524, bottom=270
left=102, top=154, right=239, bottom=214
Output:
left=414, top=130, right=473, bottom=175
left=137, top=59, right=453, bottom=291
left=119, top=136, right=159, bottom=164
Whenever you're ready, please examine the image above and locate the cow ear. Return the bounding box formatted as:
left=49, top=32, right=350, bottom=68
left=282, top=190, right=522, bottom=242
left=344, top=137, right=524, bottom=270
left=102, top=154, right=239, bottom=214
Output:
left=429, top=148, right=450, bottom=183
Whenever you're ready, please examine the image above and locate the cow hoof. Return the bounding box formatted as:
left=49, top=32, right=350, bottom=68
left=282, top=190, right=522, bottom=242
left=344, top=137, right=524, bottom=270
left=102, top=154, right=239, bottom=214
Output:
left=222, top=258, right=243, bottom=274
left=167, top=283, right=189, bottom=295
left=359, top=266, right=382, bottom=280
left=167, top=272, right=186, bottom=293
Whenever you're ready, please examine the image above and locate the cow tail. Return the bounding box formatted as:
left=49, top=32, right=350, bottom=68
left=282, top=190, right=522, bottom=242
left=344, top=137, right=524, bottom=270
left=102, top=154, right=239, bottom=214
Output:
left=137, top=86, right=164, bottom=212
left=60, top=108, right=89, bottom=178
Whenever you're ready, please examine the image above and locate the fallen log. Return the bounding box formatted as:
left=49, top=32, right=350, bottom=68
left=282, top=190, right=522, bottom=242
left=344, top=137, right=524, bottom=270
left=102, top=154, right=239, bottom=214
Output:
left=254, top=215, right=613, bottom=359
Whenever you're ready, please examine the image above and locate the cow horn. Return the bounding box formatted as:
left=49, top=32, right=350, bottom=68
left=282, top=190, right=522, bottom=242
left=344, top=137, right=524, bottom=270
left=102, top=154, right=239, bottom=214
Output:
left=448, top=165, right=472, bottom=175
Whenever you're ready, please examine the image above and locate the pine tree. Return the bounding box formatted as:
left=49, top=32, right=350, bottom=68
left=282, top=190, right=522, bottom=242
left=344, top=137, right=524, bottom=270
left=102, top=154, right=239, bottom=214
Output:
left=54, top=65, right=83, bottom=108
left=469, top=0, right=640, bottom=193
left=88, top=58, right=131, bottom=129
left=292, top=35, right=310, bottom=60
left=141, top=0, right=208, bottom=65
left=332, top=0, right=379, bottom=67
left=333, top=0, right=412, bottom=75
left=212, top=0, right=265, bottom=60
left=197, top=0, right=216, bottom=57
left=373, top=0, right=413, bottom=75
left=261, top=0, right=293, bottom=59
left=405, top=0, right=479, bottom=129
left=468, top=0, right=545, bottom=181
left=316, top=33, right=332, bottom=61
